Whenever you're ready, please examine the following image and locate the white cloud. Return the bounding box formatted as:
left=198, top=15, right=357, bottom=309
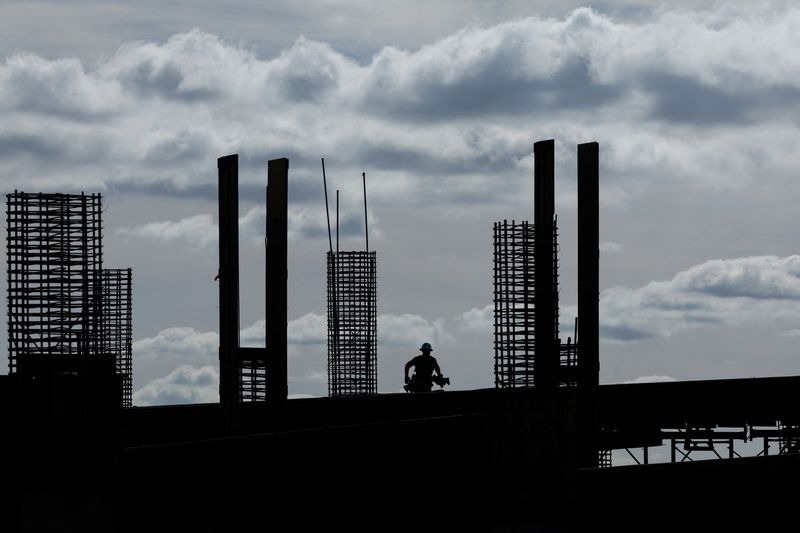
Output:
left=446, top=256, right=800, bottom=348
left=117, top=214, right=217, bottom=251
left=458, top=305, right=493, bottom=331
left=116, top=203, right=380, bottom=251
left=133, top=325, right=218, bottom=361
left=241, top=319, right=265, bottom=346
left=378, top=313, right=454, bottom=347
left=599, top=241, right=622, bottom=253
left=287, top=313, right=327, bottom=345
left=599, top=255, right=800, bottom=341
left=116, top=206, right=266, bottom=251
left=131, top=313, right=328, bottom=404
left=671, top=255, right=800, bottom=299
left=239, top=206, right=266, bottom=245
left=296, top=311, right=455, bottom=349
left=132, top=364, right=219, bottom=406
left=622, top=375, right=677, bottom=384
left=134, top=315, right=329, bottom=360
left=0, top=53, right=124, bottom=116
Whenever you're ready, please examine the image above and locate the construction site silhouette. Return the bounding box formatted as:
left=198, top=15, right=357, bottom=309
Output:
left=2, top=141, right=800, bottom=531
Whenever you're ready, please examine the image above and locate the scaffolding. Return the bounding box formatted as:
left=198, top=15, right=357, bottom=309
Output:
left=101, top=268, right=132, bottom=407
left=327, top=250, right=377, bottom=396
left=493, top=220, right=559, bottom=388
left=7, top=192, right=104, bottom=373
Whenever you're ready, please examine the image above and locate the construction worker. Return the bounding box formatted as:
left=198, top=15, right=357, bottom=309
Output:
left=404, top=342, right=450, bottom=393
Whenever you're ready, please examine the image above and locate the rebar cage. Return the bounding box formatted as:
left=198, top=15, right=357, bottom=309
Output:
left=7, top=192, right=104, bottom=373
left=327, top=250, right=377, bottom=396
left=239, top=352, right=267, bottom=402
left=101, top=268, right=133, bottom=407
left=493, top=220, right=559, bottom=388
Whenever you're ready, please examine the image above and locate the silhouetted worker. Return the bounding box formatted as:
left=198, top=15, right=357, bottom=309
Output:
left=404, top=342, right=450, bottom=392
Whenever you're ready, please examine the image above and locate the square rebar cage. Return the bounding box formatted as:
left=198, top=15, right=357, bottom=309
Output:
left=101, top=268, right=132, bottom=407
left=7, top=192, right=104, bottom=373
left=493, top=220, right=559, bottom=388
left=327, top=250, right=377, bottom=396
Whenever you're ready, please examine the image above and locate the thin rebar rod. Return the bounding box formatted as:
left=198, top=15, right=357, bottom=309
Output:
left=322, top=158, right=341, bottom=387
left=362, top=172, right=369, bottom=253
left=336, top=190, right=339, bottom=254
left=322, top=158, right=334, bottom=255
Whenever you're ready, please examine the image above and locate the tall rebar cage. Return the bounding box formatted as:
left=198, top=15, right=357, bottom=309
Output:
left=493, top=220, right=559, bottom=388
left=7, top=192, right=104, bottom=374
left=101, top=268, right=132, bottom=407
left=327, top=250, right=377, bottom=396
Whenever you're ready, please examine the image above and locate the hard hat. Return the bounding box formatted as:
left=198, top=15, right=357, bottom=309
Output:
left=420, top=342, right=433, bottom=351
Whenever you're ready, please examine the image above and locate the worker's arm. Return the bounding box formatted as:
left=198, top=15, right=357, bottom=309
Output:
left=434, top=361, right=443, bottom=377
left=404, top=361, right=412, bottom=383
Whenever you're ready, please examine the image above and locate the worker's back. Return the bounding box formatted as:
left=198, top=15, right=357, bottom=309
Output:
left=410, top=353, right=437, bottom=380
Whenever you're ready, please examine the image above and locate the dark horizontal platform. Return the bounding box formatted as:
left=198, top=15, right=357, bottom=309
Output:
left=121, top=375, right=800, bottom=448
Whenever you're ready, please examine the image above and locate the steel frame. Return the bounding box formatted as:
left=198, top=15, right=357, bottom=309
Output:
left=614, top=424, right=800, bottom=466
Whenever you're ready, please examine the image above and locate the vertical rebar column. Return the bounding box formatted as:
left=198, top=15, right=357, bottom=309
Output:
left=327, top=251, right=377, bottom=395
left=534, top=140, right=558, bottom=390
left=578, top=141, right=600, bottom=467
left=218, top=155, right=240, bottom=434
left=101, top=268, right=133, bottom=407
left=493, top=221, right=536, bottom=387
left=6, top=192, right=104, bottom=371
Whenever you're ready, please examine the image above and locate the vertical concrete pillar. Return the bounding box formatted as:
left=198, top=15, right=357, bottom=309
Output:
left=218, top=154, right=240, bottom=435
left=266, top=158, right=289, bottom=415
left=577, top=141, right=599, bottom=467
left=534, top=140, right=557, bottom=390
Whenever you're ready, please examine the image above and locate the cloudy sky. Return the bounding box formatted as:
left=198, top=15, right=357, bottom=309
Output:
left=3, top=0, right=800, bottom=405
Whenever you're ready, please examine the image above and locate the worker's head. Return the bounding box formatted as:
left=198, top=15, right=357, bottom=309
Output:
left=420, top=342, right=433, bottom=353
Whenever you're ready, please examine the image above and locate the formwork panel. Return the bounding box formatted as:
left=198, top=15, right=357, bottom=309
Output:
left=327, top=251, right=377, bottom=396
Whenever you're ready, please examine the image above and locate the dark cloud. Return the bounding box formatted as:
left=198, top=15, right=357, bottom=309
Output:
left=0, top=132, right=67, bottom=159
left=114, top=179, right=219, bottom=200
left=362, top=58, right=621, bottom=122
left=120, top=59, right=221, bottom=102
left=3, top=11, right=800, bottom=201
left=357, top=140, right=521, bottom=177
left=600, top=324, right=654, bottom=342
left=636, top=73, right=800, bottom=126
left=642, top=72, right=750, bottom=125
